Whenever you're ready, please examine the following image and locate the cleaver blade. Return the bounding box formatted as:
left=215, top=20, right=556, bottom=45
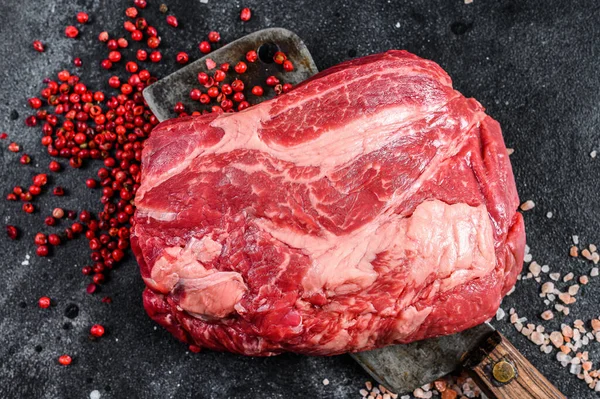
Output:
left=350, top=323, right=494, bottom=394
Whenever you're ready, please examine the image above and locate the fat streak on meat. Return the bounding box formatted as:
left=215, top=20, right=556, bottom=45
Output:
left=131, top=50, right=525, bottom=356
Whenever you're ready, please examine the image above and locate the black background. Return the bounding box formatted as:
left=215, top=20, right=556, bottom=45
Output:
left=1, top=0, right=599, bottom=398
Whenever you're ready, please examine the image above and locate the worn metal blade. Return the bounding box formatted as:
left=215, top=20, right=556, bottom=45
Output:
left=143, top=27, right=318, bottom=122
left=350, top=323, right=495, bottom=394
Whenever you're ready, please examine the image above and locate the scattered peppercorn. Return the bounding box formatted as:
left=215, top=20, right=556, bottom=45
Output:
left=8, top=142, right=20, bottom=152
left=283, top=60, right=294, bottom=72
left=208, top=31, right=220, bottom=43
left=6, top=225, right=18, bottom=240
left=33, top=40, right=45, bottom=52
left=76, top=12, right=89, bottom=24
left=176, top=52, right=189, bottom=65
left=38, top=296, right=51, bottom=308
left=20, top=154, right=31, bottom=164
left=240, top=7, right=252, bottom=22
left=199, top=41, right=211, bottom=54
left=166, top=15, right=178, bottom=28
left=58, top=355, right=72, bottom=366
left=90, top=324, right=105, bottom=337
left=65, top=26, right=79, bottom=38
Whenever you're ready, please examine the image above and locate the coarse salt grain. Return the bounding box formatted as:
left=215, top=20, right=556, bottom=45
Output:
left=541, top=281, right=554, bottom=294
left=550, top=331, right=564, bottom=348
left=591, top=150, right=597, bottom=158
left=323, top=379, right=329, bottom=386
left=570, top=246, right=579, bottom=257
left=541, top=310, right=554, bottom=320
left=550, top=273, right=560, bottom=281
left=573, top=236, right=580, bottom=245
left=582, top=249, right=593, bottom=260
left=546, top=211, right=553, bottom=218
left=542, top=265, right=550, bottom=273
left=496, top=308, right=505, bottom=321
left=580, top=275, right=589, bottom=285
left=555, top=304, right=564, bottom=311
left=366, top=382, right=373, bottom=390
left=520, top=200, right=535, bottom=211
left=590, top=244, right=597, bottom=252
left=591, top=268, right=599, bottom=277
left=506, top=147, right=514, bottom=154
left=559, top=292, right=573, bottom=304
left=90, top=391, right=101, bottom=399
left=568, top=285, right=580, bottom=296
left=564, top=272, right=574, bottom=282
left=563, top=325, right=574, bottom=338
left=524, top=253, right=533, bottom=263
left=529, top=262, right=541, bottom=276
left=531, top=331, right=545, bottom=345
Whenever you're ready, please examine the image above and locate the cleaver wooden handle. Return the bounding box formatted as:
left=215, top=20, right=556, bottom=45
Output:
left=463, top=331, right=565, bottom=399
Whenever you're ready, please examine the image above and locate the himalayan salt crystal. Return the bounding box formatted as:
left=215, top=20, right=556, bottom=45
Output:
left=550, top=331, right=564, bottom=348
left=541, top=281, right=554, bottom=294
left=550, top=272, right=560, bottom=281
left=582, top=249, right=593, bottom=260
left=568, top=285, right=580, bottom=296
left=530, top=331, right=545, bottom=346
left=520, top=200, right=535, bottom=211
left=541, top=310, right=554, bottom=320
left=564, top=272, right=574, bottom=282
left=434, top=380, right=447, bottom=392
left=570, top=246, right=579, bottom=257
left=559, top=292, right=573, bottom=304
left=541, top=265, right=550, bottom=273
left=563, top=325, right=574, bottom=338
left=591, top=319, right=600, bottom=332
left=529, top=262, right=541, bottom=276
left=591, top=267, right=599, bottom=277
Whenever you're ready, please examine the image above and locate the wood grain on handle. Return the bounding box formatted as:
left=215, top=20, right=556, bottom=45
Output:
left=463, top=331, right=565, bottom=399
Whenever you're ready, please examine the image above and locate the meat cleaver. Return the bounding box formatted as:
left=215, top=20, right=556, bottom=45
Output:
left=143, top=28, right=565, bottom=399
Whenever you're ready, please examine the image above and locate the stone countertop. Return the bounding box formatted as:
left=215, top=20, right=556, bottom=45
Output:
left=0, top=0, right=599, bottom=398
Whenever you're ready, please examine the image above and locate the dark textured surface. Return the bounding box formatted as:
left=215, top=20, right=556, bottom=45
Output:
left=0, top=0, right=599, bottom=398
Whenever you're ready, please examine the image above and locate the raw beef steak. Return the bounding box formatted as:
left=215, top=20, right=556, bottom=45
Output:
left=131, top=50, right=525, bottom=356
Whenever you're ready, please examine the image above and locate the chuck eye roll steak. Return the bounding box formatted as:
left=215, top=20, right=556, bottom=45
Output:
left=131, top=50, right=525, bottom=356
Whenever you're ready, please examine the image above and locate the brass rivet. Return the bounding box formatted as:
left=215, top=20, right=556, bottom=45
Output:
left=492, top=359, right=516, bottom=383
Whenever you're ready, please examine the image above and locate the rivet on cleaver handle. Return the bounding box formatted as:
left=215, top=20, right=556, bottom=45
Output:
left=463, top=331, right=565, bottom=399
left=350, top=322, right=494, bottom=394
left=143, top=28, right=318, bottom=122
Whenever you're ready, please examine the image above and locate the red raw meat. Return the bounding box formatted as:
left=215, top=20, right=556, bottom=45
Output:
left=131, top=50, right=525, bottom=356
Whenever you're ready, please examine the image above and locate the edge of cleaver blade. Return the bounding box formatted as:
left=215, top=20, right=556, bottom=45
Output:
left=350, top=322, right=494, bottom=394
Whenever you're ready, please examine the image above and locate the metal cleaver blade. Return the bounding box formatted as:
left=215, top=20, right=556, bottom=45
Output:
left=144, top=27, right=318, bottom=122
left=351, top=323, right=494, bottom=394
